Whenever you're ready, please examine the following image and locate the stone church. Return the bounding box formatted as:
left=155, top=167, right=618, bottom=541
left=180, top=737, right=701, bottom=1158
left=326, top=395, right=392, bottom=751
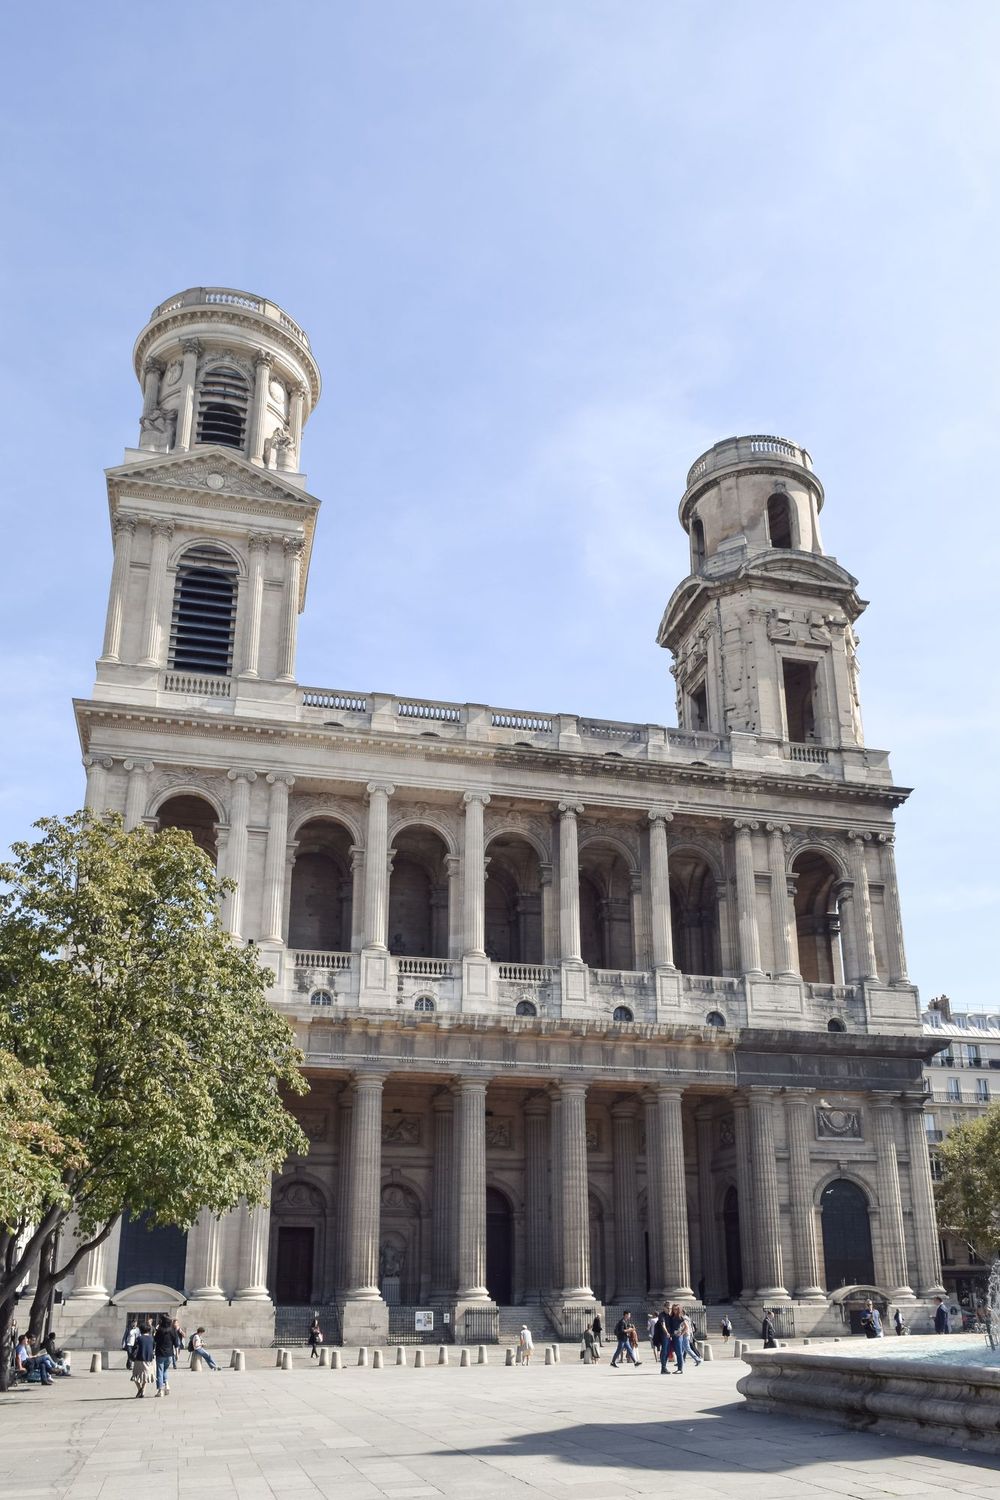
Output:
left=58, top=286, right=945, bottom=1346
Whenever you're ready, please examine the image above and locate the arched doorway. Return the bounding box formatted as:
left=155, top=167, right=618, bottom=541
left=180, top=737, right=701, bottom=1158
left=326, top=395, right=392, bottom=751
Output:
left=485, top=1187, right=513, bottom=1304
left=670, top=853, right=721, bottom=975
left=156, top=793, right=218, bottom=863
left=821, top=1179, right=875, bottom=1289
left=289, top=818, right=354, bottom=952
left=484, top=834, right=544, bottom=962
left=116, top=1210, right=188, bottom=1292
left=578, top=843, right=635, bottom=969
left=270, top=1179, right=327, bottom=1304
left=723, top=1186, right=742, bottom=1299
left=793, top=851, right=843, bottom=983
left=388, top=826, right=450, bottom=958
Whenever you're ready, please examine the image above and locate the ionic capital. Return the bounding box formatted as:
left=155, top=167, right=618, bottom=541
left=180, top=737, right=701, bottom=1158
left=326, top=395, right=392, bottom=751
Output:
left=365, top=781, right=395, bottom=800
left=83, top=754, right=114, bottom=771
left=227, top=768, right=258, bottom=784
left=266, top=773, right=295, bottom=789
left=765, top=821, right=791, bottom=837
left=846, top=828, right=872, bottom=845
left=648, top=808, right=674, bottom=826
left=558, top=801, right=584, bottom=818
left=877, top=832, right=896, bottom=847
left=462, top=791, right=491, bottom=809
left=733, top=819, right=759, bottom=834
left=123, top=759, right=154, bottom=775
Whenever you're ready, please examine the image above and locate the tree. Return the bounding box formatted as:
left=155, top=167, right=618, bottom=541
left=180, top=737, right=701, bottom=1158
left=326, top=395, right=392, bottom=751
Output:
left=0, top=811, right=308, bottom=1388
left=935, top=1106, right=1000, bottom=1256
left=0, top=1052, right=79, bottom=1235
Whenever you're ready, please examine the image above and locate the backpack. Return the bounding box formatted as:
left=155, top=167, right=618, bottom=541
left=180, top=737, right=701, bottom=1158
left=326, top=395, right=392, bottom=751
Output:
left=187, top=1336, right=196, bottom=1353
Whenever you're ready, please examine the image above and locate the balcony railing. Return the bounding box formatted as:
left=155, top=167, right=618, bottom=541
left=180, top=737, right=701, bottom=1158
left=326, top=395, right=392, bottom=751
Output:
left=397, top=957, right=455, bottom=978
left=161, top=671, right=232, bottom=698
left=789, top=743, right=830, bottom=765
left=147, top=287, right=311, bottom=349
left=496, top=963, right=555, bottom=983
left=294, top=951, right=351, bottom=971
left=685, top=434, right=813, bottom=490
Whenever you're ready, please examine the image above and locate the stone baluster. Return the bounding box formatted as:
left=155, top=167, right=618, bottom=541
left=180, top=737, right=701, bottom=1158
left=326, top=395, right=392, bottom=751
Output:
left=695, top=1103, right=725, bottom=1301
left=362, top=782, right=394, bottom=950
left=188, top=1209, right=225, bottom=1299
left=558, top=803, right=584, bottom=963
left=176, top=337, right=201, bottom=451
left=224, top=769, right=257, bottom=938
left=747, top=1089, right=788, bottom=1297
left=123, top=759, right=153, bottom=830
left=765, top=822, right=797, bottom=976
left=138, top=520, right=175, bottom=667
left=462, top=792, right=490, bottom=956
left=82, top=754, right=114, bottom=814
left=344, top=1074, right=384, bottom=1298
left=523, top=1094, right=550, bottom=1302
left=900, top=1094, right=947, bottom=1296
left=455, top=1078, right=489, bottom=1300
left=611, top=1098, right=644, bottom=1301
left=731, top=1094, right=757, bottom=1297
left=654, top=1085, right=693, bottom=1298
left=847, top=831, right=879, bottom=980
left=250, top=350, right=274, bottom=464
left=100, top=513, right=138, bottom=663
left=877, top=834, right=909, bottom=985
left=276, top=536, right=304, bottom=681
left=289, top=383, right=306, bottom=467
left=430, top=1089, right=455, bottom=1299
left=559, top=1082, right=593, bottom=1299
left=733, top=820, right=763, bottom=976
left=234, top=1179, right=273, bottom=1300
left=648, top=810, right=675, bottom=970
left=871, top=1097, right=915, bottom=1297
left=240, top=532, right=270, bottom=677
left=783, top=1090, right=825, bottom=1298
left=260, top=774, right=294, bottom=943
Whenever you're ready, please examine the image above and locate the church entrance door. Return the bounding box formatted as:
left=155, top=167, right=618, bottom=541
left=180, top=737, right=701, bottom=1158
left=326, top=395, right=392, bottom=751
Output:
left=275, top=1226, right=314, bottom=1303
left=485, top=1188, right=513, bottom=1304
left=723, top=1186, right=743, bottom=1299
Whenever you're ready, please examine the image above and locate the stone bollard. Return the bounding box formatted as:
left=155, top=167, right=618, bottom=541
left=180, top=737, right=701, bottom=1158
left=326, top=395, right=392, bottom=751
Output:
left=478, top=1345, right=488, bottom=1365
left=358, top=1347, right=368, bottom=1367
left=281, top=1350, right=293, bottom=1370
left=414, top=1348, right=425, bottom=1368
left=544, top=1347, right=553, bottom=1365
left=89, top=1353, right=101, bottom=1373
left=233, top=1351, right=245, bottom=1372
left=331, top=1349, right=343, bottom=1369
left=733, top=1339, right=743, bottom=1359
left=460, top=1347, right=470, bottom=1367
left=396, top=1346, right=406, bottom=1366
left=505, top=1348, right=514, bottom=1367
left=803, top=1338, right=811, bottom=1346
left=275, top=1348, right=285, bottom=1367
left=319, top=1346, right=331, bottom=1367
left=438, top=1346, right=448, bottom=1365
left=372, top=1349, right=383, bottom=1369
left=190, top=1354, right=201, bottom=1371
left=552, top=1345, right=560, bottom=1363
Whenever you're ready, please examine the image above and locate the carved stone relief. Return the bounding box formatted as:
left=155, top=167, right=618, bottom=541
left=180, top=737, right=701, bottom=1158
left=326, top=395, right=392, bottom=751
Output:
left=485, top=1118, right=513, bottom=1149
left=382, top=1115, right=421, bottom=1146
left=816, top=1107, right=863, bottom=1140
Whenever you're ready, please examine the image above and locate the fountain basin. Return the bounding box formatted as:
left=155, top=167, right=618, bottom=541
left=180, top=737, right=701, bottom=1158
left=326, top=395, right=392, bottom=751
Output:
left=737, top=1340, right=1000, bottom=1455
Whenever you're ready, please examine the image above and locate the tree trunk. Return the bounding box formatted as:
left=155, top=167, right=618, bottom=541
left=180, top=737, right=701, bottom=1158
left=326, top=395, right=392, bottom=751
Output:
left=27, top=1230, right=57, bottom=1342
left=0, top=1296, right=16, bottom=1392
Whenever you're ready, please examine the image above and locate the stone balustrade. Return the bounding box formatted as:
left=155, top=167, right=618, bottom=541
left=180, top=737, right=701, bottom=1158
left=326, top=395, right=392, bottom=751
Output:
left=146, top=287, right=312, bottom=349
left=685, top=433, right=814, bottom=490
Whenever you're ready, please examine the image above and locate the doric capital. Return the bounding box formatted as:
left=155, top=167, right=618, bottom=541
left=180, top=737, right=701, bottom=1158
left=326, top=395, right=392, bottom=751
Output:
left=248, top=531, right=272, bottom=553
left=142, top=357, right=164, bottom=378
left=648, top=808, right=674, bottom=826
left=181, top=337, right=202, bottom=356
left=123, top=759, right=154, bottom=775
left=733, top=818, right=759, bottom=834
left=868, top=1092, right=897, bottom=1111
left=782, top=1087, right=816, bottom=1105
left=610, top=1096, right=639, bottom=1120
left=453, top=1073, right=490, bottom=1096
left=255, top=349, right=275, bottom=369
left=523, top=1090, right=550, bottom=1118
left=558, top=801, right=584, bottom=818
left=559, top=1079, right=589, bottom=1099
left=765, top=821, right=791, bottom=837
left=227, top=768, right=258, bottom=784
left=283, top=535, right=306, bottom=558
left=462, top=790, right=491, bottom=809
left=900, top=1090, right=929, bottom=1115
left=654, top=1082, right=685, bottom=1103
left=150, top=520, right=175, bottom=540
left=365, top=780, right=395, bottom=799
left=112, top=512, right=138, bottom=538
left=351, top=1070, right=388, bottom=1092
left=266, top=772, right=295, bottom=790
left=348, top=844, right=365, bottom=872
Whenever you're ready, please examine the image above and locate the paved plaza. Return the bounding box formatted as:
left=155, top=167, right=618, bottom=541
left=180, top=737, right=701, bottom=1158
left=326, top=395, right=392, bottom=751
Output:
left=4, top=1348, right=1000, bottom=1500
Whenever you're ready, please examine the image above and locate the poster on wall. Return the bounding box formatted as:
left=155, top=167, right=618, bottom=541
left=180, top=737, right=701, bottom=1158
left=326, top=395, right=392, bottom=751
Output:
left=415, top=1310, right=434, bottom=1332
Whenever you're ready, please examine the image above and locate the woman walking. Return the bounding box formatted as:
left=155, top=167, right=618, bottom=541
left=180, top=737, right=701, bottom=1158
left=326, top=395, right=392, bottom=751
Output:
left=130, top=1321, right=155, bottom=1399
left=308, top=1315, right=323, bottom=1360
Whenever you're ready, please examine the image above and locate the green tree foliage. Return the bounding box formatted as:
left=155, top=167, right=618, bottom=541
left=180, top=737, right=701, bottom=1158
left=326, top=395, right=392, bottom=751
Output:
left=935, top=1105, right=1000, bottom=1254
left=0, top=1051, right=79, bottom=1233
left=0, top=811, right=308, bottom=1380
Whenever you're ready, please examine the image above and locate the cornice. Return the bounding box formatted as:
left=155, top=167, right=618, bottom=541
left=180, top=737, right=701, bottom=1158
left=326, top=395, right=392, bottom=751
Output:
left=133, top=309, right=320, bottom=405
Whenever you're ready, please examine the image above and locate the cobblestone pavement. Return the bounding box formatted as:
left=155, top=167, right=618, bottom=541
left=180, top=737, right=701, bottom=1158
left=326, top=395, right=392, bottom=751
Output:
left=4, top=1347, right=1000, bottom=1499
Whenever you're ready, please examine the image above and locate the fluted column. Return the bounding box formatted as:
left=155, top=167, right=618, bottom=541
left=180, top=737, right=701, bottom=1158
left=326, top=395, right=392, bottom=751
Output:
left=643, top=1092, right=664, bottom=1296
left=334, top=1091, right=353, bottom=1291
left=261, top=774, right=294, bottom=943
left=289, top=383, right=306, bottom=467
left=240, top=532, right=270, bottom=677
left=141, top=357, right=163, bottom=418
left=68, top=1238, right=111, bottom=1299
left=783, top=1090, right=824, bottom=1298
left=224, top=769, right=256, bottom=938
left=523, top=1094, right=549, bottom=1302
left=445, top=854, right=462, bottom=960
left=82, top=754, right=114, bottom=814
left=362, top=782, right=394, bottom=949
left=652, top=1085, right=693, bottom=1298
left=901, top=1094, right=947, bottom=1296
left=100, top=513, right=138, bottom=662
left=430, top=1089, right=455, bottom=1299
left=847, top=831, right=879, bottom=980
left=138, top=521, right=174, bottom=666
left=732, top=1094, right=757, bottom=1297
left=559, top=1081, right=593, bottom=1299
left=747, top=1088, right=788, bottom=1297
left=123, top=759, right=153, bottom=830
left=871, top=1097, right=914, bottom=1297
left=462, top=792, right=490, bottom=956
left=611, top=1098, right=643, bottom=1300
left=878, top=834, right=909, bottom=985
left=277, top=536, right=304, bottom=681
left=765, top=822, right=797, bottom=976
left=188, top=1209, right=225, bottom=1298
left=176, top=337, right=201, bottom=451
left=455, top=1077, right=490, bottom=1300
left=558, top=803, right=584, bottom=963
left=250, top=350, right=274, bottom=464
left=549, top=1091, right=563, bottom=1294
left=695, top=1104, right=725, bottom=1301
left=234, top=1179, right=273, bottom=1299
left=349, top=846, right=365, bottom=951
left=733, top=820, right=763, bottom=976
left=344, top=1074, right=384, bottom=1298
left=648, top=810, right=675, bottom=970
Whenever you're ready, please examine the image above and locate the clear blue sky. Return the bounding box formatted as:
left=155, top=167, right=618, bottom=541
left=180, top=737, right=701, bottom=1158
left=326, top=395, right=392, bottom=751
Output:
left=1, top=1, right=997, bottom=1007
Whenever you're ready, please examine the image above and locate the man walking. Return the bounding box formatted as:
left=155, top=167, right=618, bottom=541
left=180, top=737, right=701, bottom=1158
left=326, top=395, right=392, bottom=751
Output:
left=934, top=1300, right=950, bottom=1334
left=153, top=1314, right=174, bottom=1396
left=610, top=1311, right=640, bottom=1367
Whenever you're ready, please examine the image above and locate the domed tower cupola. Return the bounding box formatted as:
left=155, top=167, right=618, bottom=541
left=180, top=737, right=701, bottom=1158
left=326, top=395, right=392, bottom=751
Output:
left=658, top=435, right=868, bottom=750
left=130, top=287, right=321, bottom=480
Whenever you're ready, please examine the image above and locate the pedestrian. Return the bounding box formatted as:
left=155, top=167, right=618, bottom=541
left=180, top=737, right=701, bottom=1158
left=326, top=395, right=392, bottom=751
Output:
left=646, top=1311, right=658, bottom=1346
left=861, top=1300, right=883, bottom=1339
left=662, top=1304, right=686, bottom=1373
left=933, top=1299, right=950, bottom=1334
left=610, top=1311, right=640, bottom=1367
left=130, top=1320, right=155, bottom=1398
left=153, top=1314, right=174, bottom=1396
left=680, top=1308, right=702, bottom=1366
left=189, top=1327, right=220, bottom=1371
left=893, top=1308, right=905, bottom=1337
left=517, top=1324, right=534, bottom=1364
left=720, top=1314, right=733, bottom=1343
left=581, top=1326, right=599, bottom=1363
left=170, top=1319, right=185, bottom=1369
left=14, top=1334, right=54, bottom=1385
left=761, top=1312, right=777, bottom=1349
left=591, top=1313, right=603, bottom=1351
left=308, top=1315, right=323, bottom=1360
left=627, top=1321, right=641, bottom=1359
left=122, top=1316, right=139, bottom=1368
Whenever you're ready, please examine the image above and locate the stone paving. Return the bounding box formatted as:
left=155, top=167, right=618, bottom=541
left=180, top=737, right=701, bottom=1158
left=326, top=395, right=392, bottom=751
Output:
left=4, top=1347, right=1000, bottom=1500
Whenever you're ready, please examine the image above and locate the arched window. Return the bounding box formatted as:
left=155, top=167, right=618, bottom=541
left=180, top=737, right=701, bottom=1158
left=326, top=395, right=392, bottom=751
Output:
left=613, top=1005, right=634, bottom=1023
left=156, top=793, right=218, bottom=863
left=168, top=544, right=238, bottom=675
left=196, top=366, right=250, bottom=449
left=827, top=1017, right=846, bottom=1032
left=691, top=516, right=707, bottom=571
left=767, top=493, right=794, bottom=549
left=821, top=1179, right=875, bottom=1289
left=414, top=995, right=435, bottom=1012
left=310, top=989, right=334, bottom=1007
left=515, top=1000, right=537, bottom=1017
left=792, top=851, right=844, bottom=984
left=706, top=1010, right=726, bottom=1028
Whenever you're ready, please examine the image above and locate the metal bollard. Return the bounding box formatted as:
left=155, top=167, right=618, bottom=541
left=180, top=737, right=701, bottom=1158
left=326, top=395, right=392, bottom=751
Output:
left=372, top=1349, right=383, bottom=1369
left=478, top=1345, right=487, bottom=1365
left=89, top=1353, right=101, bottom=1373
left=358, top=1347, right=368, bottom=1366
left=438, top=1345, right=448, bottom=1365
left=414, top=1348, right=425, bottom=1368
left=331, top=1349, right=342, bottom=1369
left=281, top=1350, right=293, bottom=1370
left=505, top=1348, right=514, bottom=1366
left=544, top=1347, right=553, bottom=1365
left=233, top=1351, right=245, bottom=1372
left=396, top=1346, right=406, bottom=1366
left=460, top=1347, right=470, bottom=1367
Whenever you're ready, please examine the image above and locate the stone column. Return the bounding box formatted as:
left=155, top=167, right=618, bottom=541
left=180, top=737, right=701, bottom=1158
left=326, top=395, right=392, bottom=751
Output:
left=878, top=835, right=909, bottom=985
left=289, top=383, right=306, bottom=467
left=430, top=1090, right=454, bottom=1299
left=349, top=847, right=366, bottom=952
left=344, top=1074, right=384, bottom=1297
left=234, top=1180, right=273, bottom=1299
left=141, top=357, right=163, bottom=419
left=139, top=520, right=174, bottom=667
left=277, top=536, right=304, bottom=681
left=240, top=532, right=270, bottom=678
left=523, top=1094, right=549, bottom=1302
left=445, top=854, right=462, bottom=959
left=648, top=810, right=675, bottom=969
left=260, top=774, right=294, bottom=943
left=549, top=1091, right=563, bottom=1294
left=176, top=337, right=201, bottom=451
left=224, top=769, right=256, bottom=938
left=559, top=1081, right=593, bottom=1299
left=100, top=513, right=138, bottom=662
left=362, top=782, right=394, bottom=950
left=732, top=1094, right=757, bottom=1297
left=455, top=1077, right=490, bottom=1300
left=462, top=792, right=490, bottom=956
left=783, top=1090, right=825, bottom=1298
left=733, top=820, right=763, bottom=976
left=558, top=803, right=584, bottom=963
left=123, top=759, right=153, bottom=830
left=747, top=1088, right=788, bottom=1297
left=643, top=1091, right=664, bottom=1296
left=334, top=1091, right=353, bottom=1291
left=188, top=1209, right=225, bottom=1298
left=871, top=1097, right=915, bottom=1297
left=847, top=831, right=879, bottom=980
left=901, top=1094, right=947, bottom=1296
left=67, top=1238, right=111, bottom=1299
left=611, top=1098, right=644, bottom=1300
left=250, top=350, right=274, bottom=464
left=652, top=1085, right=693, bottom=1298
left=695, top=1103, right=725, bottom=1302
left=82, top=754, right=114, bottom=814
left=766, top=822, right=797, bottom=976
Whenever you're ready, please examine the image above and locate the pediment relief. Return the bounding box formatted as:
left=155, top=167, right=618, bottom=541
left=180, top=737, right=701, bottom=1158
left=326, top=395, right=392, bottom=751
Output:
left=108, top=450, right=315, bottom=507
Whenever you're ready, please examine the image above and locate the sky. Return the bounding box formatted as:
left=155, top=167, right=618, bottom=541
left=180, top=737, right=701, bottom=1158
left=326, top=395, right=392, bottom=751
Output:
left=1, top=0, right=998, bottom=1008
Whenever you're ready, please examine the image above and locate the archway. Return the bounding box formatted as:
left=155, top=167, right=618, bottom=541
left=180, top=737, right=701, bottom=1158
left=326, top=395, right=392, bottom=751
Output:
left=484, top=833, right=543, bottom=962
left=485, top=1187, right=513, bottom=1304
left=270, top=1178, right=327, bottom=1304
left=821, top=1179, right=875, bottom=1290
left=116, top=1210, right=188, bottom=1293
left=388, top=826, right=450, bottom=958
left=723, top=1185, right=742, bottom=1299
left=156, top=793, right=218, bottom=864
left=670, top=852, right=721, bottom=976
left=793, top=851, right=843, bottom=983
left=379, top=1181, right=422, bottom=1303
left=578, top=842, right=635, bottom=969
left=289, top=818, right=354, bottom=952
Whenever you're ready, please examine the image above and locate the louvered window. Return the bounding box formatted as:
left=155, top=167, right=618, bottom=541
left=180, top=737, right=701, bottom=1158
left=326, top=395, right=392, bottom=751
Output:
left=168, top=545, right=238, bottom=674
left=196, top=366, right=250, bottom=449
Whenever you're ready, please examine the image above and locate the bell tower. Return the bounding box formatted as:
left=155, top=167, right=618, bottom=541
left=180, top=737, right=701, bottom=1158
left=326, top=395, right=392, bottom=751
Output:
left=657, top=435, right=866, bottom=750
left=94, top=288, right=322, bottom=715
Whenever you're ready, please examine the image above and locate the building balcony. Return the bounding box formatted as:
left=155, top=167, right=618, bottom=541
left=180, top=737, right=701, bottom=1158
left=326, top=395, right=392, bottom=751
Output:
left=145, top=286, right=312, bottom=351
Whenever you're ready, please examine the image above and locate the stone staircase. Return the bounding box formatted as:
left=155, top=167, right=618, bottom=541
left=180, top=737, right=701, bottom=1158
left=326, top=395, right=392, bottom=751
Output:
left=496, top=1305, right=559, bottom=1346
left=273, top=1304, right=341, bottom=1347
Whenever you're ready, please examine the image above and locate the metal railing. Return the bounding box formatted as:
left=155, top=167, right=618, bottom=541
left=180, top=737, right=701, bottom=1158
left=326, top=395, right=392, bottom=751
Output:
left=462, top=1307, right=499, bottom=1344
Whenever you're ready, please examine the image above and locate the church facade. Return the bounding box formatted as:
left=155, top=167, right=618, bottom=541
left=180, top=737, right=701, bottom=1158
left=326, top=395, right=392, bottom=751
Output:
left=59, top=287, right=945, bottom=1346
